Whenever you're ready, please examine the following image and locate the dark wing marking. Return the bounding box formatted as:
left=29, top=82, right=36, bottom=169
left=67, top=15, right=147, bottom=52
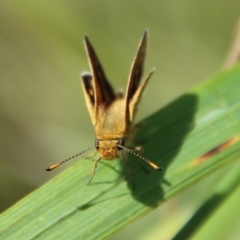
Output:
left=81, top=72, right=95, bottom=124
left=84, top=36, right=116, bottom=120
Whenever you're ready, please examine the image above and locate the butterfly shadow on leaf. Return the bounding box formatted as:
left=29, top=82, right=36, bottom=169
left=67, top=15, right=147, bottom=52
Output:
left=121, top=93, right=198, bottom=207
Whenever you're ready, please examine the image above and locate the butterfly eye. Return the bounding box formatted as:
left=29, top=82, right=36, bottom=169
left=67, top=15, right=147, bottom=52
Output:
left=95, top=139, right=100, bottom=149
left=117, top=138, right=125, bottom=150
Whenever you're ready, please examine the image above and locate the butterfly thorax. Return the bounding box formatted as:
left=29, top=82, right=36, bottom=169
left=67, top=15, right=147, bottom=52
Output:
left=95, top=99, right=129, bottom=138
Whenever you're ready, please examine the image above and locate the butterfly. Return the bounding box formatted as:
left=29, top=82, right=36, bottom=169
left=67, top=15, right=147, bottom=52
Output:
left=46, top=30, right=161, bottom=184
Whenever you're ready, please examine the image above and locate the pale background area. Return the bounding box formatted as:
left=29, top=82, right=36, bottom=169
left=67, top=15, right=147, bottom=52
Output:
left=1, top=1, right=240, bottom=239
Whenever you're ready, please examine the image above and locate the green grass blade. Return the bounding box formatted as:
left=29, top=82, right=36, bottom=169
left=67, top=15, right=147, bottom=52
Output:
left=172, top=162, right=240, bottom=240
left=1, top=65, right=240, bottom=240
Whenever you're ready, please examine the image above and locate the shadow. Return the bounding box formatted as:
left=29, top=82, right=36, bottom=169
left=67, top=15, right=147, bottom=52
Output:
left=121, top=94, right=198, bottom=206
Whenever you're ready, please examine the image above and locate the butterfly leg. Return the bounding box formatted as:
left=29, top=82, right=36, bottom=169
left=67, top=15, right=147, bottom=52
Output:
left=86, top=150, right=98, bottom=159
left=121, top=153, right=135, bottom=189
left=87, top=157, right=101, bottom=185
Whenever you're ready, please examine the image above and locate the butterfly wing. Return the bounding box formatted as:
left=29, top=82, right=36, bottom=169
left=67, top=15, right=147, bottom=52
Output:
left=125, top=30, right=155, bottom=123
left=82, top=36, right=116, bottom=125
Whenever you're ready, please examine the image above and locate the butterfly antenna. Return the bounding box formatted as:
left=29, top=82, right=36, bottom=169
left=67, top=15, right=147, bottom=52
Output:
left=117, top=145, right=162, bottom=170
left=46, top=146, right=96, bottom=171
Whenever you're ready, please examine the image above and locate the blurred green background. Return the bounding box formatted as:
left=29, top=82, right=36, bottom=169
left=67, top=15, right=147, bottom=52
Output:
left=1, top=1, right=240, bottom=239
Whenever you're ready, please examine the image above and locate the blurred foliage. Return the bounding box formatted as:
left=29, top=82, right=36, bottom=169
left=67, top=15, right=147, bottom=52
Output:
left=1, top=1, right=240, bottom=239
